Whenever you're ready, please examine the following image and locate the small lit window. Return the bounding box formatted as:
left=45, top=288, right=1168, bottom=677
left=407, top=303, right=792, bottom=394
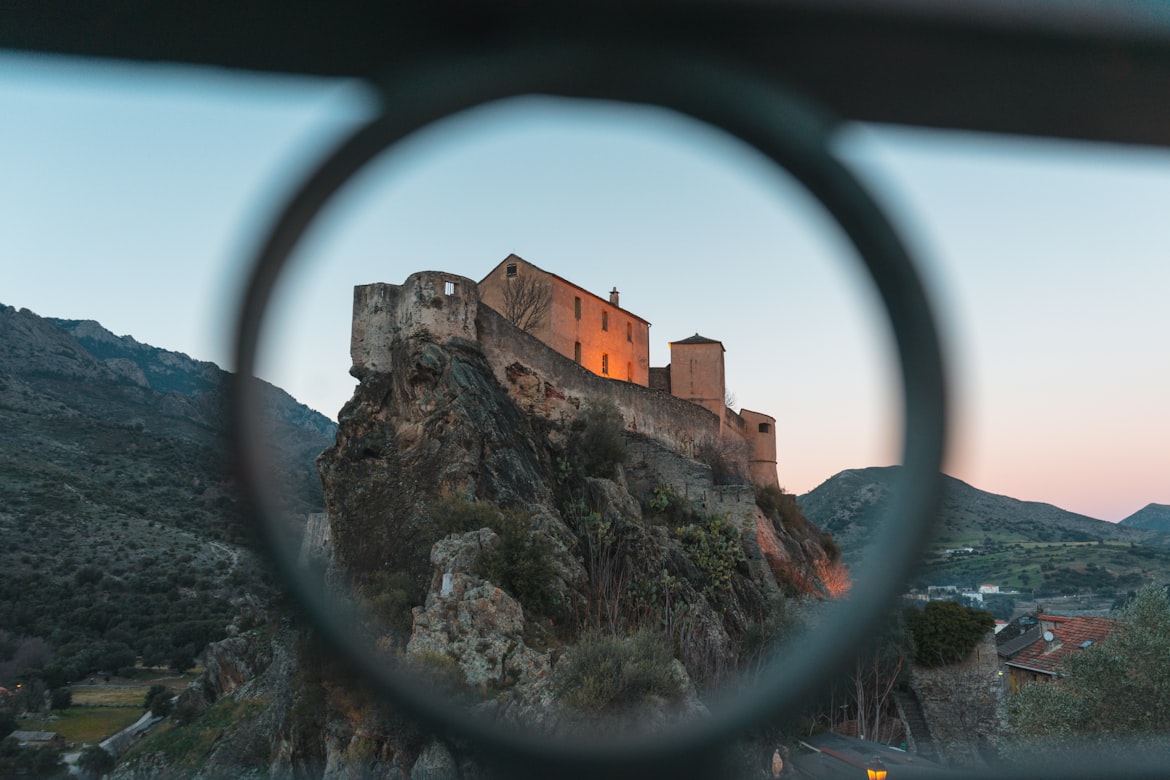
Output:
left=506, top=263, right=517, bottom=277
left=758, top=423, right=771, bottom=433
left=626, top=322, right=632, bottom=342
left=601, top=353, right=609, bottom=375
left=574, top=297, right=581, bottom=320
left=444, top=280, right=456, bottom=295
left=574, top=342, right=582, bottom=363
left=601, top=311, right=608, bottom=331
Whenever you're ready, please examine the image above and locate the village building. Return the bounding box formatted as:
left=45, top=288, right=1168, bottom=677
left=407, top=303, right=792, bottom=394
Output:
left=997, top=614, right=1114, bottom=692
left=352, top=256, right=780, bottom=487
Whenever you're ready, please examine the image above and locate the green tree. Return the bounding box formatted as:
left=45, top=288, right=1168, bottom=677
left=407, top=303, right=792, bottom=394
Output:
left=906, top=600, right=995, bottom=666
left=572, top=400, right=627, bottom=479
left=77, top=745, right=116, bottom=779
left=49, top=686, right=72, bottom=710
left=1009, top=584, right=1170, bottom=745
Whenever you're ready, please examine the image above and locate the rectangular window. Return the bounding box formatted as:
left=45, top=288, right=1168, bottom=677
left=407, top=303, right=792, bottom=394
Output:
left=444, top=281, right=456, bottom=295
left=574, top=297, right=581, bottom=320
left=601, top=353, right=609, bottom=375
left=574, top=342, right=582, bottom=363
left=627, top=362, right=633, bottom=381
left=506, top=263, right=517, bottom=277
left=758, top=423, right=771, bottom=433
left=602, top=311, right=608, bottom=331
left=626, top=322, right=632, bottom=342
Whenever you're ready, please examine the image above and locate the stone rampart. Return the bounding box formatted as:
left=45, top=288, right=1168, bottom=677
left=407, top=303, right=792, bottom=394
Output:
left=351, top=272, right=478, bottom=375
left=477, top=304, right=720, bottom=457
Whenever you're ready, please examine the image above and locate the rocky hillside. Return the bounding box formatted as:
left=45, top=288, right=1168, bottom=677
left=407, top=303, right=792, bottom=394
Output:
left=118, top=293, right=843, bottom=778
left=0, top=303, right=334, bottom=683
left=1120, top=503, right=1170, bottom=532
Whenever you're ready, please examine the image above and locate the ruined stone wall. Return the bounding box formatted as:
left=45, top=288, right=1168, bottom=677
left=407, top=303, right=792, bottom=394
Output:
left=910, top=631, right=1002, bottom=767
left=477, top=303, right=719, bottom=457
left=351, top=272, right=478, bottom=375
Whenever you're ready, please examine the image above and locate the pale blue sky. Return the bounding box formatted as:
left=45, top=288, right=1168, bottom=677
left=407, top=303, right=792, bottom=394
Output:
left=2, top=50, right=1167, bottom=522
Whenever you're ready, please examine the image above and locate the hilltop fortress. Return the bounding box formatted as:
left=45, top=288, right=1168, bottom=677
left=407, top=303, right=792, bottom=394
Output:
left=350, top=254, right=779, bottom=488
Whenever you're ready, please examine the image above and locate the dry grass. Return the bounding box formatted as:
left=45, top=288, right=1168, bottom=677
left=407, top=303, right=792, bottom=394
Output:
left=72, top=687, right=152, bottom=707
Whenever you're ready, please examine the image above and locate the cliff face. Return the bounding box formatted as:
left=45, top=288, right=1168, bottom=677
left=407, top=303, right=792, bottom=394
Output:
left=122, top=277, right=844, bottom=777
left=312, top=287, right=844, bottom=733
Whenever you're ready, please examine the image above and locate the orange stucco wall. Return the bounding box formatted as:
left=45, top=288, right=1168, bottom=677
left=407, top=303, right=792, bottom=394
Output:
left=740, top=408, right=779, bottom=488
left=668, top=341, right=726, bottom=424
left=480, top=255, right=651, bottom=386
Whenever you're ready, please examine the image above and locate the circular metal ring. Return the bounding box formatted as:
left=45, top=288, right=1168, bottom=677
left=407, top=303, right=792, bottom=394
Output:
left=233, top=38, right=947, bottom=780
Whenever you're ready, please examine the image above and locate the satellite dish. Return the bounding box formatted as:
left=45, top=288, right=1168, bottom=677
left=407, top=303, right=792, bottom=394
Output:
left=1043, top=630, right=1055, bottom=642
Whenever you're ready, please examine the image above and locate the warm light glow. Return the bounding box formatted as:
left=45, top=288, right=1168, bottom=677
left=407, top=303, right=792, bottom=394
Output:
left=867, top=769, right=887, bottom=780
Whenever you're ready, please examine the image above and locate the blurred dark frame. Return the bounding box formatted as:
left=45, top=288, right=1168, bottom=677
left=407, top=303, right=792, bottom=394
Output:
left=4, top=0, right=1170, bottom=148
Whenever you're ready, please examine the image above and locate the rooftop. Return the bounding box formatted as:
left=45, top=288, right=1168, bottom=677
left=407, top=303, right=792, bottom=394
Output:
left=1004, top=615, right=1114, bottom=676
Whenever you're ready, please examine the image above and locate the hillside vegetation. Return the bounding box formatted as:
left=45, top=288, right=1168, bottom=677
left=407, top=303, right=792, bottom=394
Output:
left=799, top=466, right=1170, bottom=597
left=0, top=304, right=333, bottom=687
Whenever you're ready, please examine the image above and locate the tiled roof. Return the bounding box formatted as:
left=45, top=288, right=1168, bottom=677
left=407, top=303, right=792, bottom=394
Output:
left=1004, top=615, right=1114, bottom=676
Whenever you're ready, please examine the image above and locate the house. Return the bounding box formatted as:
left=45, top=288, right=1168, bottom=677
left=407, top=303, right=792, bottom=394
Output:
left=998, top=614, right=1114, bottom=692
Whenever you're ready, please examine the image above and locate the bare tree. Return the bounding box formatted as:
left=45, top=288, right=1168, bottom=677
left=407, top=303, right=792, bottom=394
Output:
left=502, top=272, right=552, bottom=333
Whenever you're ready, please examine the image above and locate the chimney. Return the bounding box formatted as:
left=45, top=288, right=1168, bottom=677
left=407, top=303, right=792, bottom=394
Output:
left=609, top=287, right=620, bottom=307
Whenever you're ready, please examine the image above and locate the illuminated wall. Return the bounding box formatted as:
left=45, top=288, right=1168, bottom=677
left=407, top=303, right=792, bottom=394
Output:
left=479, top=254, right=651, bottom=386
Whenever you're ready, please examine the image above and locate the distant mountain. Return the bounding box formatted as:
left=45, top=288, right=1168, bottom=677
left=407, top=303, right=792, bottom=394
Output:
left=0, top=303, right=336, bottom=680
left=1120, top=503, right=1170, bottom=532
left=799, top=466, right=1166, bottom=555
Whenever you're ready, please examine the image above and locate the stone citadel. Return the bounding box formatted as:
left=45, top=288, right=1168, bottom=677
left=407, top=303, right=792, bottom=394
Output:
left=350, top=253, right=779, bottom=487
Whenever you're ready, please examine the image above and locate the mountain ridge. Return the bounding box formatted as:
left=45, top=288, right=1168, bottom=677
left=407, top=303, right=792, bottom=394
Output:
left=798, top=466, right=1169, bottom=558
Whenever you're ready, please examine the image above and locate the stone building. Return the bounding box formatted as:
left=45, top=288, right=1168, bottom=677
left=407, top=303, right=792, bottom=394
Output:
left=352, top=258, right=780, bottom=488
left=478, top=254, right=652, bottom=385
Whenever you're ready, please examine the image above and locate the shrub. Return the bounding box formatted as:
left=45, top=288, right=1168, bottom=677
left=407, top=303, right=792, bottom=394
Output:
left=431, top=495, right=559, bottom=621
left=362, top=570, right=418, bottom=636
left=696, top=435, right=747, bottom=486
left=644, top=485, right=693, bottom=527
left=675, top=513, right=746, bottom=595
left=555, top=630, right=681, bottom=712
left=476, top=510, right=559, bottom=620
left=144, top=684, right=173, bottom=716
left=573, top=400, right=627, bottom=479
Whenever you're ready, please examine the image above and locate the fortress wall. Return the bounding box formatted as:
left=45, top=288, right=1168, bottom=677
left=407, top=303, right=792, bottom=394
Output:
left=352, top=272, right=478, bottom=375
left=477, top=304, right=720, bottom=457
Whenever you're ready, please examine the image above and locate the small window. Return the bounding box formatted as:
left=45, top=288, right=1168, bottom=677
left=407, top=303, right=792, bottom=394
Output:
left=574, top=342, right=582, bottom=363
left=506, top=263, right=517, bottom=277
left=444, top=281, right=456, bottom=296
left=601, top=311, right=608, bottom=331
left=626, top=322, right=632, bottom=342
left=574, top=297, right=582, bottom=320
left=627, top=362, right=633, bottom=381
left=601, top=353, right=609, bottom=375
left=758, top=423, right=771, bottom=434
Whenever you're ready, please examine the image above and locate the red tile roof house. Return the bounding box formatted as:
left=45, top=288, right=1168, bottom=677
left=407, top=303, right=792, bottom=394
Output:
left=1000, top=615, right=1114, bottom=692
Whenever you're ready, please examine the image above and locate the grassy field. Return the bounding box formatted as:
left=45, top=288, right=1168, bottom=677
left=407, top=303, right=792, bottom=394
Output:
left=19, top=707, right=143, bottom=745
